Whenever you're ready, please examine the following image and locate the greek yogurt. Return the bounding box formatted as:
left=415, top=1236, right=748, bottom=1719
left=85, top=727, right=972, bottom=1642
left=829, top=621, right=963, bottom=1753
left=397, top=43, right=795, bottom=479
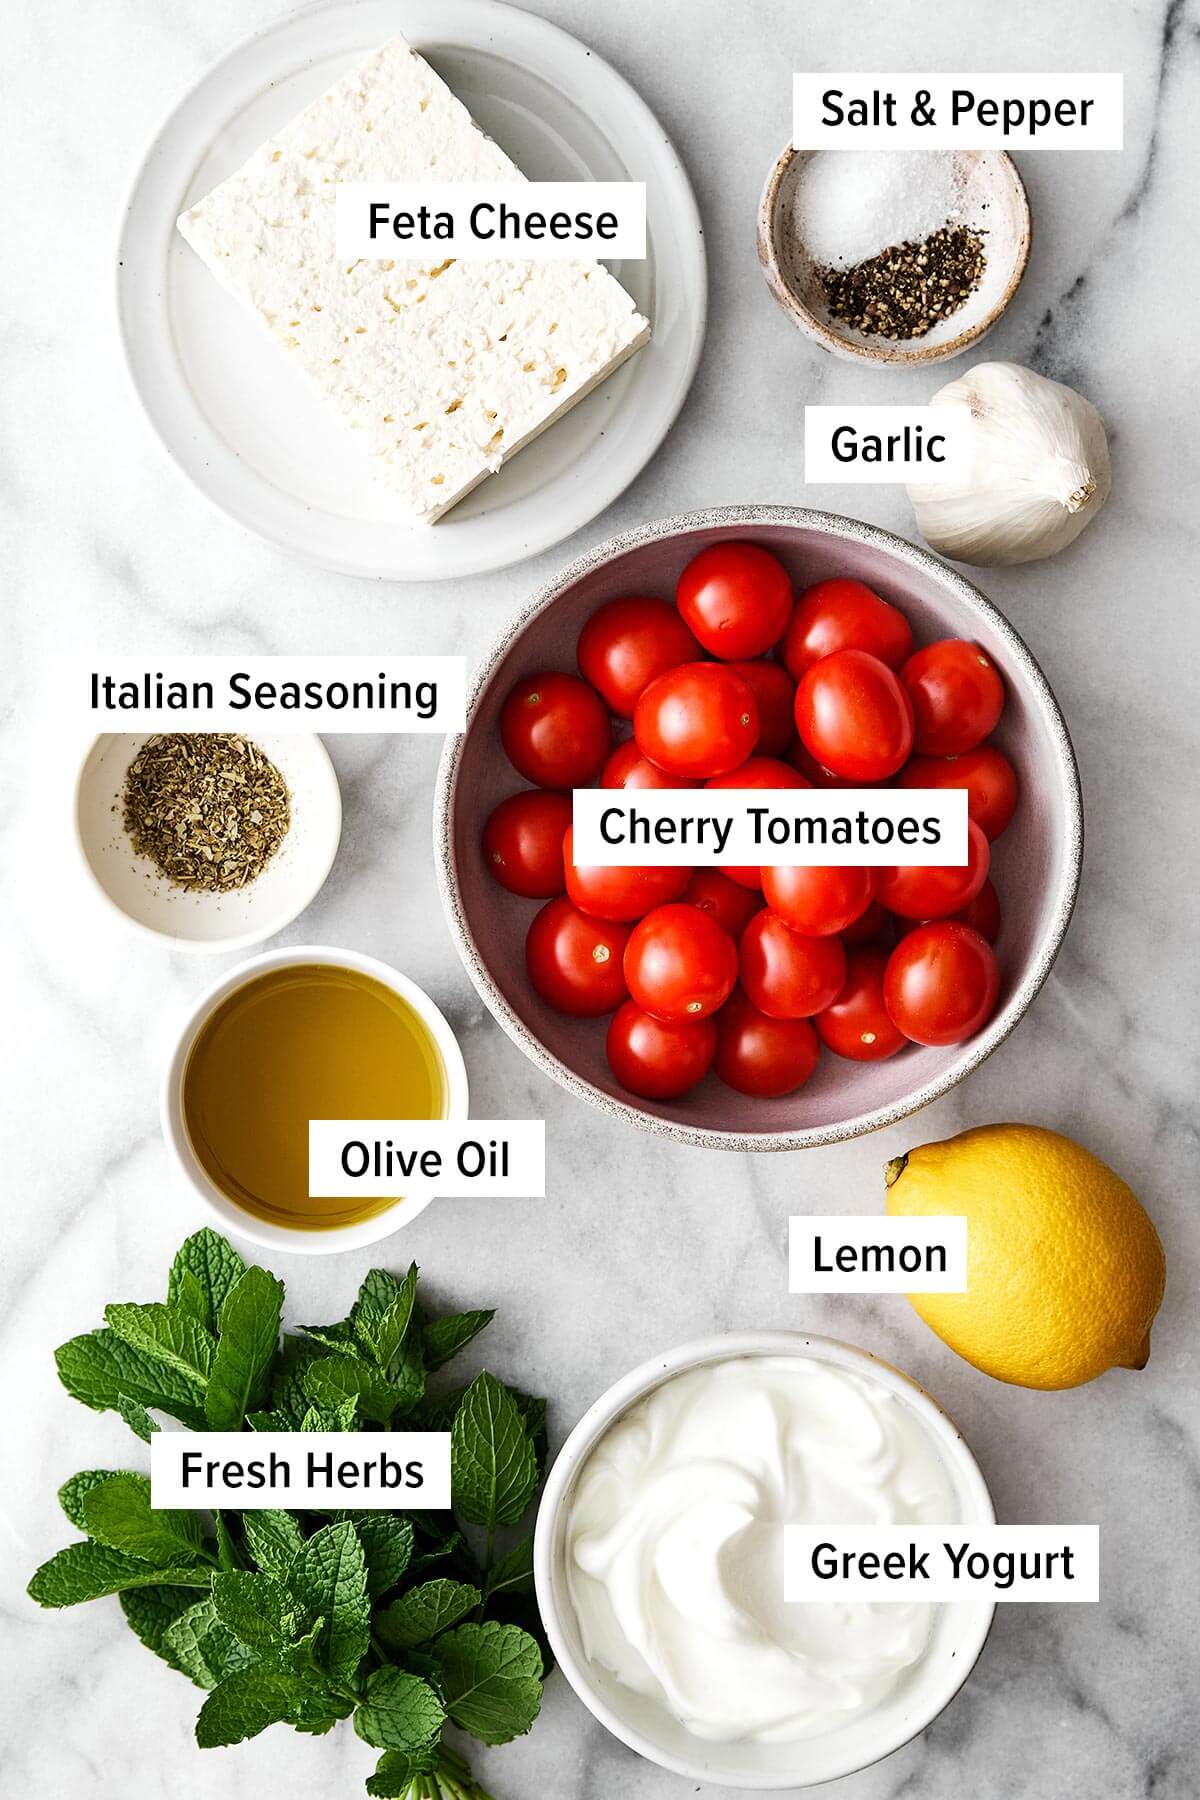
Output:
left=563, top=1353, right=958, bottom=1744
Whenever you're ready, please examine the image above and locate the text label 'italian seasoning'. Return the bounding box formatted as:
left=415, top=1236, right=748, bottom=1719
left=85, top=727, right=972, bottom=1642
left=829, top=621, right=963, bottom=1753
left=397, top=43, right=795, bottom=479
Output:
left=150, top=1432, right=451, bottom=1510
left=335, top=182, right=647, bottom=260
left=785, top=1525, right=1100, bottom=1602
left=793, top=75, right=1124, bottom=149
left=84, top=655, right=466, bottom=732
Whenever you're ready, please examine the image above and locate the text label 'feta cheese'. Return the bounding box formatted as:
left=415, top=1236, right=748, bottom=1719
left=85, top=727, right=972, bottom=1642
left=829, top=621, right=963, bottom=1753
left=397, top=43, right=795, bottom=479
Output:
left=308, top=1120, right=546, bottom=1200
left=336, top=182, right=646, bottom=260
left=785, top=1526, right=1100, bottom=1602
left=793, top=75, right=1123, bottom=149
left=789, top=1216, right=968, bottom=1293
left=571, top=788, right=969, bottom=869
left=151, top=1432, right=450, bottom=1510
left=805, top=406, right=973, bottom=485
left=85, top=656, right=465, bottom=732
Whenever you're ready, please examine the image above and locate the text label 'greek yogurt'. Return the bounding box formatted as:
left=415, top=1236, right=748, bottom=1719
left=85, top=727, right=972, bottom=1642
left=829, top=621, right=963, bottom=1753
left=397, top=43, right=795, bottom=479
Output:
left=793, top=75, right=1124, bottom=149
left=785, top=1525, right=1100, bottom=1602
left=336, top=182, right=646, bottom=260
left=85, top=655, right=465, bottom=732
left=789, top=1216, right=968, bottom=1293
left=150, top=1432, right=450, bottom=1510
left=805, top=406, right=973, bottom=485
left=308, top=1120, right=546, bottom=1200
left=571, top=788, right=969, bottom=869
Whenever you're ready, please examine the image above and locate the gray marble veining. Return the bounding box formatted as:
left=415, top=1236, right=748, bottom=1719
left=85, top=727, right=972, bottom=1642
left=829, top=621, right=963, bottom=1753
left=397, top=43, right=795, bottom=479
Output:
left=3, top=0, right=1199, bottom=1796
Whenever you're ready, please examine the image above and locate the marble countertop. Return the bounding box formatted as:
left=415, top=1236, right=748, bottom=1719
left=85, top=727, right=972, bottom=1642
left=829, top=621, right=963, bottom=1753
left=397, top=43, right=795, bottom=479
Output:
left=4, top=0, right=1198, bottom=1795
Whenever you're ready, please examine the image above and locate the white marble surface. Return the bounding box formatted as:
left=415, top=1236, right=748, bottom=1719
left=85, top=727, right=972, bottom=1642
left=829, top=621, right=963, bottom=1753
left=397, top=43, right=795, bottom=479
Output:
left=4, top=0, right=1199, bottom=1795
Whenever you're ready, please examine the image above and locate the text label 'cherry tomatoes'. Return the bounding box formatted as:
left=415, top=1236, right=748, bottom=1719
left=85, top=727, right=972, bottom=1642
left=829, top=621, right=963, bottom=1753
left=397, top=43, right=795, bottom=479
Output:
left=739, top=911, right=847, bottom=1020
left=525, top=898, right=629, bottom=1017
left=482, top=790, right=572, bottom=899
left=634, top=662, right=760, bottom=779
left=623, top=903, right=738, bottom=1022
left=794, top=648, right=914, bottom=781
left=783, top=577, right=913, bottom=681
left=606, top=1001, right=717, bottom=1100
left=576, top=596, right=700, bottom=718
left=901, top=638, right=1005, bottom=756
left=500, top=671, right=610, bottom=789
left=563, top=825, right=691, bottom=923
left=884, top=921, right=1001, bottom=1047
left=676, top=542, right=793, bottom=660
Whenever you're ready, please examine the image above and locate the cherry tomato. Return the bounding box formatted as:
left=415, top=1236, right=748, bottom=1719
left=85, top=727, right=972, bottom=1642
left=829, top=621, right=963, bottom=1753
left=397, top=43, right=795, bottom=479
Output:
left=814, top=946, right=907, bottom=1061
left=623, top=903, right=738, bottom=1022
left=704, top=756, right=810, bottom=889
left=787, top=738, right=871, bottom=789
left=893, top=879, right=1002, bottom=946
left=682, top=868, right=763, bottom=941
left=525, top=898, right=629, bottom=1016
left=606, top=1000, right=717, bottom=1099
left=783, top=578, right=914, bottom=681
left=761, top=863, right=875, bottom=937
left=794, top=649, right=914, bottom=781
left=482, top=790, right=573, bottom=898
left=576, top=596, right=700, bottom=718
left=901, top=639, right=1005, bottom=755
left=500, top=671, right=610, bottom=788
left=728, top=661, right=796, bottom=756
left=563, top=825, right=690, bottom=923
left=877, top=819, right=990, bottom=920
left=884, top=922, right=1001, bottom=1047
left=634, top=662, right=759, bottom=779
left=713, top=989, right=819, bottom=1097
left=676, top=542, right=793, bottom=659
left=739, top=911, right=847, bottom=1019
left=841, top=900, right=891, bottom=947
left=600, top=739, right=699, bottom=791
left=897, top=746, right=1018, bottom=840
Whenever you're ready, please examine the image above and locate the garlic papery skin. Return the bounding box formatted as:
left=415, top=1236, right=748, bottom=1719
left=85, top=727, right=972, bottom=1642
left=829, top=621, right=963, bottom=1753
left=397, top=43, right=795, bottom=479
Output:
left=907, top=361, right=1112, bottom=567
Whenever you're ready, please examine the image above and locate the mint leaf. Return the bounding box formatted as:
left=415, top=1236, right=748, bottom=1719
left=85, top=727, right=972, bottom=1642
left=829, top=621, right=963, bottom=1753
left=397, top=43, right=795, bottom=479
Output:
left=298, top=1320, right=363, bottom=1356
left=58, top=1469, right=121, bottom=1533
left=365, top=1744, right=441, bottom=1795
left=195, top=1667, right=314, bottom=1748
left=451, top=1374, right=538, bottom=1532
left=211, top=1571, right=292, bottom=1648
left=104, top=1303, right=216, bottom=1387
left=272, top=1336, right=328, bottom=1424
left=415, top=1387, right=466, bottom=1432
left=431, top=1621, right=542, bottom=1745
left=485, top=1535, right=534, bottom=1599
left=205, top=1266, right=283, bottom=1430
left=246, top=1410, right=290, bottom=1432
left=301, top=1400, right=358, bottom=1432
left=286, top=1520, right=369, bottom=1683
left=116, top=1393, right=159, bottom=1441
left=28, top=1542, right=210, bottom=1607
left=55, top=1328, right=205, bottom=1426
left=376, top=1579, right=481, bottom=1651
left=82, top=1473, right=206, bottom=1566
left=352, top=1514, right=413, bottom=1600
left=120, top=1585, right=199, bottom=1674
left=353, top=1667, right=445, bottom=1751
left=243, top=1510, right=305, bottom=1578
left=421, top=1310, right=494, bottom=1372
left=164, top=1598, right=258, bottom=1689
left=303, top=1355, right=405, bottom=1426
left=168, top=1229, right=246, bottom=1331
left=353, top=1265, right=418, bottom=1369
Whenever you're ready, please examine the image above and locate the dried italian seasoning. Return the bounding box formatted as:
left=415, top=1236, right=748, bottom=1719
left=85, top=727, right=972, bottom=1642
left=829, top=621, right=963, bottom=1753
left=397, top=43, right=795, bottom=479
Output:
left=820, top=225, right=987, bottom=343
left=122, top=733, right=290, bottom=893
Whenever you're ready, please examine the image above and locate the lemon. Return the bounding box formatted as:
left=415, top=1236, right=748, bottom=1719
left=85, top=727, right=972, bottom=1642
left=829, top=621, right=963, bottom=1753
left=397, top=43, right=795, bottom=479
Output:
left=885, top=1123, right=1166, bottom=1390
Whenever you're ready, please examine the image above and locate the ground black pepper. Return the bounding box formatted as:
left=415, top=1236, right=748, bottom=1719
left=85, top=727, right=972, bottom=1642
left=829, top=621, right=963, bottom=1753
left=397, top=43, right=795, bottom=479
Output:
left=820, top=226, right=987, bottom=342
left=121, top=733, right=290, bottom=893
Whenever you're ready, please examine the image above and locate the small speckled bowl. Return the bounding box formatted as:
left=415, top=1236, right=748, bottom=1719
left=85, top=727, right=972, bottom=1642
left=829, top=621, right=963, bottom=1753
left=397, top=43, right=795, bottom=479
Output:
left=434, top=507, right=1081, bottom=1151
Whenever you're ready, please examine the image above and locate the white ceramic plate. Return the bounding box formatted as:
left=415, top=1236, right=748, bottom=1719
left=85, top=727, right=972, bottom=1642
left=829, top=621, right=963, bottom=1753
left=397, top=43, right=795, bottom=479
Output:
left=117, top=0, right=706, bottom=580
left=76, top=733, right=342, bottom=952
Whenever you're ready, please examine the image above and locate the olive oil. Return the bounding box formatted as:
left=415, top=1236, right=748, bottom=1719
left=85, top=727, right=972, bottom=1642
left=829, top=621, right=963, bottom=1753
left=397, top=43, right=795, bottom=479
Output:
left=182, top=963, right=447, bottom=1228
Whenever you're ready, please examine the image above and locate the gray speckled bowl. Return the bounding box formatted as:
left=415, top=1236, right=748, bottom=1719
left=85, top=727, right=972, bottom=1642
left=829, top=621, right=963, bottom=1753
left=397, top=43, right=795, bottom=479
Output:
left=434, top=507, right=1082, bottom=1151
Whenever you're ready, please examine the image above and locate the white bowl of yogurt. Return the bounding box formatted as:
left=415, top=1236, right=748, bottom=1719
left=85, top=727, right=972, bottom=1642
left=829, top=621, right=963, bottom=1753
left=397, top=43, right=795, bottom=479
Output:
left=534, top=1332, right=995, bottom=1789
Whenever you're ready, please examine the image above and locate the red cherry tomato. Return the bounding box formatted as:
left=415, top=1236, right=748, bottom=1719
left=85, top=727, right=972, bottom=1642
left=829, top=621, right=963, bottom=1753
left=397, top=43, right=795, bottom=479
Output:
left=795, top=649, right=914, bottom=781
left=814, top=946, right=907, bottom=1061
left=482, top=791, right=573, bottom=898
left=901, top=640, right=1005, bottom=755
left=877, top=819, right=990, bottom=920
left=761, top=863, right=875, bottom=937
left=841, top=900, right=891, bottom=947
left=728, top=660, right=796, bottom=756
left=787, top=738, right=871, bottom=789
left=682, top=868, right=763, bottom=941
left=676, top=542, right=793, bottom=660
left=634, top=663, right=759, bottom=779
left=623, top=903, right=738, bottom=1022
left=897, top=746, right=1018, bottom=840
left=893, top=878, right=1002, bottom=946
left=783, top=578, right=914, bottom=681
left=884, top=922, right=1001, bottom=1047
left=704, top=756, right=810, bottom=889
left=713, top=990, right=820, bottom=1097
left=500, top=671, right=610, bottom=789
left=576, top=596, right=700, bottom=718
left=525, top=898, right=629, bottom=1016
left=563, top=825, right=690, bottom=923
left=606, top=1000, right=717, bottom=1099
left=600, top=739, right=699, bottom=791
left=739, top=911, right=847, bottom=1019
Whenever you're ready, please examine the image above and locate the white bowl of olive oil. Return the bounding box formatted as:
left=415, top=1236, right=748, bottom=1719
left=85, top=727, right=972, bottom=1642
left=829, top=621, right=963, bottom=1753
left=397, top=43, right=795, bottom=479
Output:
left=162, top=945, right=470, bottom=1253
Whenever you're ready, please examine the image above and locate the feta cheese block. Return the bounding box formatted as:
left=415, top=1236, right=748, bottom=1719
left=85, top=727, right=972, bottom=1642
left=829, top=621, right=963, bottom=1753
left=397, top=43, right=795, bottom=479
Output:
left=176, top=35, right=651, bottom=523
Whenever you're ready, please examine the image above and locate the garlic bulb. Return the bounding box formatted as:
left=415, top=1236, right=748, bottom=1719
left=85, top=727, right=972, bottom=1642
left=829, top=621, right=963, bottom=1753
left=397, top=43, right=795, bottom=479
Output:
left=907, top=361, right=1111, bottom=567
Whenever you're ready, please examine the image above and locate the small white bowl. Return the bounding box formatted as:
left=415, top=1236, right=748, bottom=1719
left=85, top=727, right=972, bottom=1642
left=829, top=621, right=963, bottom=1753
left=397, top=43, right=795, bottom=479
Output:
left=534, top=1331, right=995, bottom=1789
left=161, top=944, right=470, bottom=1255
left=75, top=732, right=341, bottom=952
